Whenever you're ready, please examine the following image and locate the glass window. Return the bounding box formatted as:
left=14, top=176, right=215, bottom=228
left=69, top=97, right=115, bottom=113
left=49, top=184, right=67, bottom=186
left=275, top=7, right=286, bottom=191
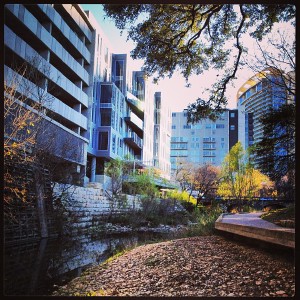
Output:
left=230, top=125, right=235, bottom=130
left=100, top=85, right=112, bottom=103
left=112, top=135, right=116, bottom=153
left=230, top=112, right=235, bottom=118
left=216, top=124, right=225, bottom=128
left=256, top=82, right=262, bottom=91
left=115, top=60, right=123, bottom=76
left=172, top=125, right=176, bottom=129
left=101, top=108, right=111, bottom=126
left=98, top=131, right=108, bottom=150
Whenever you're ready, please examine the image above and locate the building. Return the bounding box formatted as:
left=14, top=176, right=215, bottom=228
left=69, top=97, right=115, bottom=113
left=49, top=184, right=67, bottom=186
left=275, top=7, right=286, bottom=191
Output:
left=170, top=109, right=238, bottom=176
left=237, top=68, right=290, bottom=151
left=4, top=4, right=95, bottom=182
left=153, top=92, right=171, bottom=180
left=83, top=10, right=172, bottom=184
left=4, top=4, right=173, bottom=187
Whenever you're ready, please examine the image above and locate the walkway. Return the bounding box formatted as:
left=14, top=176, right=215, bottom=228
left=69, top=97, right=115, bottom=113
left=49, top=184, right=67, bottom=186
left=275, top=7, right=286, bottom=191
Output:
left=215, top=212, right=295, bottom=249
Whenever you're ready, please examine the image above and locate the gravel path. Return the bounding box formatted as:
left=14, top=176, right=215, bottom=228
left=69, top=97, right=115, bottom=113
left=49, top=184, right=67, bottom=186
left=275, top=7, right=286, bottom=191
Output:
left=53, top=235, right=295, bottom=297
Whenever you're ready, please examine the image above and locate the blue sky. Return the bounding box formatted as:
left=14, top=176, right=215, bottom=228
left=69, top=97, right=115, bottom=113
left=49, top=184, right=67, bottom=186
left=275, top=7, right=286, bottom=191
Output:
left=81, top=3, right=238, bottom=112
left=81, top=4, right=295, bottom=112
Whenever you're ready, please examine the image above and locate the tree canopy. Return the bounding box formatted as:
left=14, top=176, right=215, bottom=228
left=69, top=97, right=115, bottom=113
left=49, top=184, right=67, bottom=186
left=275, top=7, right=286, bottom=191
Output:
left=254, top=103, right=295, bottom=187
left=103, top=4, right=295, bottom=121
left=217, top=141, right=275, bottom=199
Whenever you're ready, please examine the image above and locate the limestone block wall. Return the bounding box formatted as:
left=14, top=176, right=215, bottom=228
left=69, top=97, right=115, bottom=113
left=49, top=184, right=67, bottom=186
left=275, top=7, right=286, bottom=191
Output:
left=52, top=183, right=141, bottom=234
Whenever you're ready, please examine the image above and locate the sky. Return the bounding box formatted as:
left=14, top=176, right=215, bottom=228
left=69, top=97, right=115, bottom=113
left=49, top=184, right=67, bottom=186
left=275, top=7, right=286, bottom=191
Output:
left=81, top=4, right=295, bottom=113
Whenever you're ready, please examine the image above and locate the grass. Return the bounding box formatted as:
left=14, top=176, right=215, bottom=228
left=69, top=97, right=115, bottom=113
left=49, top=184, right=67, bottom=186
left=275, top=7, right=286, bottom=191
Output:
left=261, top=204, right=295, bottom=228
left=183, top=205, right=223, bottom=237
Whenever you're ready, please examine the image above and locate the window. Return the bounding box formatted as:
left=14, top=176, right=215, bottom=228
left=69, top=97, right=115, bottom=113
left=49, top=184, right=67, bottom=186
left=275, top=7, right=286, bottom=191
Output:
left=101, top=108, right=111, bottom=126
left=101, top=85, right=112, bottom=103
left=172, top=125, right=176, bottom=129
left=230, top=112, right=235, bottom=118
left=183, top=125, right=191, bottom=129
left=115, top=60, right=123, bottom=76
left=98, top=131, right=108, bottom=150
left=230, top=125, right=235, bottom=130
left=216, top=124, right=225, bottom=128
left=172, top=113, right=176, bottom=117
left=256, top=82, right=262, bottom=92
left=205, top=124, right=211, bottom=129
left=112, top=135, right=116, bottom=153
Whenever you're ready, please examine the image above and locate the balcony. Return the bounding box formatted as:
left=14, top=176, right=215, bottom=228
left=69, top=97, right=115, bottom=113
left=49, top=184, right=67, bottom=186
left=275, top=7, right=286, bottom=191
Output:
left=126, top=91, right=144, bottom=119
left=124, top=111, right=144, bottom=137
left=124, top=132, right=143, bottom=152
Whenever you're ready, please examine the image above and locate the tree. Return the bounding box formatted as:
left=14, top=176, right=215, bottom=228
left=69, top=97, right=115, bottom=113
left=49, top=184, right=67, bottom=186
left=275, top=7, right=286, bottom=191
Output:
left=4, top=66, right=39, bottom=199
left=103, top=4, right=295, bottom=121
left=133, top=172, right=159, bottom=199
left=104, top=158, right=125, bottom=196
left=242, top=28, right=295, bottom=200
left=217, top=142, right=275, bottom=199
left=4, top=60, right=52, bottom=227
left=173, top=159, right=195, bottom=193
left=253, top=103, right=295, bottom=198
left=242, top=27, right=295, bottom=99
left=4, top=56, right=82, bottom=237
left=193, top=164, right=221, bottom=205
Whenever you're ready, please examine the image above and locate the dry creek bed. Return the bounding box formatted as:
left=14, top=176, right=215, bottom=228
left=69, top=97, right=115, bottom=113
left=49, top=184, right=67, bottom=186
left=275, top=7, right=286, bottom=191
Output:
left=53, top=235, right=295, bottom=297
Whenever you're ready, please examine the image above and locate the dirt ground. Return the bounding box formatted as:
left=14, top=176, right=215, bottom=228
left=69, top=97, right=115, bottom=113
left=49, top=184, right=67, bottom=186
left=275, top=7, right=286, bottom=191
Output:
left=53, top=235, right=295, bottom=297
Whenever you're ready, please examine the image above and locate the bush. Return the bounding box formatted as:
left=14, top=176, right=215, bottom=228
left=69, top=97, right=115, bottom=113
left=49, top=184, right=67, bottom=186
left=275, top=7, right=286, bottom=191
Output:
left=180, top=201, right=196, bottom=213
left=184, top=205, right=223, bottom=236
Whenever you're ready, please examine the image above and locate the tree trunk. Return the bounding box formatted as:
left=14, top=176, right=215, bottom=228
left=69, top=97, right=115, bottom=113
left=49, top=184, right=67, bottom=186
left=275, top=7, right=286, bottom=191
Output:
left=34, top=171, right=48, bottom=238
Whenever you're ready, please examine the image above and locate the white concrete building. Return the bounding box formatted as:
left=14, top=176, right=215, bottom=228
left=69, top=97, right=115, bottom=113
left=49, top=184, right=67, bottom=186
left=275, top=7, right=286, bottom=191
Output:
left=170, top=109, right=238, bottom=176
left=4, top=4, right=94, bottom=182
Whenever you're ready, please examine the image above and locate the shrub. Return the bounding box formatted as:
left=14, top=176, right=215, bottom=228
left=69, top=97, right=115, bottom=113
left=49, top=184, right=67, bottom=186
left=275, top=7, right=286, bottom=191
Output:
left=184, top=205, right=223, bottom=236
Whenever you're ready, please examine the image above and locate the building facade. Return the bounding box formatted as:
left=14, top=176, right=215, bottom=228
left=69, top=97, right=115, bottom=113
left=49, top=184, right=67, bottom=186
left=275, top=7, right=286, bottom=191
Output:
left=82, top=10, right=172, bottom=183
left=237, top=68, right=289, bottom=151
left=4, top=4, right=95, bottom=182
left=4, top=4, right=174, bottom=186
left=153, top=92, right=171, bottom=180
left=170, top=109, right=238, bottom=176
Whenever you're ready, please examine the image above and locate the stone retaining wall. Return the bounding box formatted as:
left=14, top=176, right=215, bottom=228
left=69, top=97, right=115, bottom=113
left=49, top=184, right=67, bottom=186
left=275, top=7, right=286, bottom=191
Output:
left=52, top=183, right=141, bottom=235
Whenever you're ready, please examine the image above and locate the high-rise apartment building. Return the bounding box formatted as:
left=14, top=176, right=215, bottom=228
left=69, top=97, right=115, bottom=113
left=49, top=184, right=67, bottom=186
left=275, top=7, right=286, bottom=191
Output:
left=83, top=9, right=172, bottom=183
left=4, top=4, right=173, bottom=186
left=237, top=68, right=289, bottom=151
left=4, top=4, right=94, bottom=182
left=154, top=92, right=171, bottom=180
left=170, top=109, right=238, bottom=176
